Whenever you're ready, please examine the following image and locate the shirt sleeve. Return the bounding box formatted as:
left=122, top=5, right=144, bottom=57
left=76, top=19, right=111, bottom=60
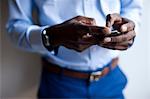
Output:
left=120, top=0, right=143, bottom=33
left=6, top=0, right=49, bottom=55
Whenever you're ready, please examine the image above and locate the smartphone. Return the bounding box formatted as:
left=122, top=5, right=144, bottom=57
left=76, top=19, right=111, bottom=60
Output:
left=110, top=30, right=121, bottom=36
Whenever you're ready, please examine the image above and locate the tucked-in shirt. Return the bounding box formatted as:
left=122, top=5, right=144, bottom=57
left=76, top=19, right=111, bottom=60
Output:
left=6, top=0, right=142, bottom=71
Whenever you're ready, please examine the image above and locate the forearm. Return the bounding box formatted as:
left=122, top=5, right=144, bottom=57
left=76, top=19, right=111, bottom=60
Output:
left=6, top=0, right=51, bottom=55
left=6, top=20, right=50, bottom=54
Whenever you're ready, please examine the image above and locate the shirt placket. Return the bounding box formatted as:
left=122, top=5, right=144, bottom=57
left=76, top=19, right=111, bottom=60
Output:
left=83, top=0, right=92, bottom=16
left=83, top=0, right=97, bottom=70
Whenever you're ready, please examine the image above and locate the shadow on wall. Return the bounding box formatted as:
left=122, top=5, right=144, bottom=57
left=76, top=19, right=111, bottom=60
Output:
left=1, top=0, right=42, bottom=98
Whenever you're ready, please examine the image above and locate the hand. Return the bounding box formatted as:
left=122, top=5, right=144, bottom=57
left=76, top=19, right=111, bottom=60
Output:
left=100, top=13, right=136, bottom=50
left=45, top=16, right=109, bottom=52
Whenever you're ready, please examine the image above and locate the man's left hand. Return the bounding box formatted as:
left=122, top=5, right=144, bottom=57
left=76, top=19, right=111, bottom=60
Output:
left=100, top=13, right=136, bottom=50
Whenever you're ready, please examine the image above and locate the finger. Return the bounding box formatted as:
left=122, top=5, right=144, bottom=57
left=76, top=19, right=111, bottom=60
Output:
left=81, top=36, right=97, bottom=45
left=103, top=45, right=127, bottom=50
left=116, top=39, right=133, bottom=46
left=112, top=21, right=124, bottom=31
left=75, top=24, right=90, bottom=36
left=101, top=39, right=134, bottom=50
left=69, top=37, right=97, bottom=45
left=106, top=13, right=122, bottom=28
left=103, top=39, right=133, bottom=47
left=120, top=18, right=135, bottom=32
left=104, top=30, right=136, bottom=43
left=101, top=43, right=128, bottom=50
left=74, top=16, right=96, bottom=25
left=77, top=25, right=111, bottom=37
left=79, top=18, right=96, bottom=26
left=120, top=39, right=134, bottom=48
left=88, top=26, right=111, bottom=36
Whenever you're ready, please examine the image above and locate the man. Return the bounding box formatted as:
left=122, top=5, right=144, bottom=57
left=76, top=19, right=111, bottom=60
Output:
left=6, top=0, right=142, bottom=98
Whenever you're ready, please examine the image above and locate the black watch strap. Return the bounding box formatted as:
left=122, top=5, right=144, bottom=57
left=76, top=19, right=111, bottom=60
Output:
left=41, top=28, right=59, bottom=55
left=41, top=28, right=54, bottom=51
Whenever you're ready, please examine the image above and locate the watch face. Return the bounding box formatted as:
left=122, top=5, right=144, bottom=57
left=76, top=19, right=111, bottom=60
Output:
left=42, top=30, right=50, bottom=46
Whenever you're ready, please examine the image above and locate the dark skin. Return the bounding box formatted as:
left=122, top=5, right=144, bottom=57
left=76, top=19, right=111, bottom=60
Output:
left=102, top=13, right=136, bottom=50
left=45, top=13, right=135, bottom=52
left=46, top=16, right=110, bottom=52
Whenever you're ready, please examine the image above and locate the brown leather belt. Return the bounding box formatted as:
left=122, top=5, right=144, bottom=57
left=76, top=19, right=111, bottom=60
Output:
left=42, top=57, right=119, bottom=82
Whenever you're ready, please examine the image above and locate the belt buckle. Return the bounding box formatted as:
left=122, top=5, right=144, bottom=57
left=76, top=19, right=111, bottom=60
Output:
left=89, top=71, right=102, bottom=82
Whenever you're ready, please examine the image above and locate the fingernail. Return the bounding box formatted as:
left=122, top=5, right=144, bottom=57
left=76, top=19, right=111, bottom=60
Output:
left=104, top=37, right=111, bottom=42
left=121, top=26, right=127, bottom=32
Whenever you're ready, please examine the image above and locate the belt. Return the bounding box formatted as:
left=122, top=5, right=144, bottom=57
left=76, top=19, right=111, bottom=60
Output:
left=42, top=57, right=119, bottom=82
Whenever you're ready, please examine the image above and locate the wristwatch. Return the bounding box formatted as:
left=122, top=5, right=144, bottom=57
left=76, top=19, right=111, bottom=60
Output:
left=41, top=28, right=54, bottom=51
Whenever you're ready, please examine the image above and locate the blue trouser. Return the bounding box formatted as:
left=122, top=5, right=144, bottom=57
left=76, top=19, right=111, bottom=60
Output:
left=38, top=66, right=127, bottom=99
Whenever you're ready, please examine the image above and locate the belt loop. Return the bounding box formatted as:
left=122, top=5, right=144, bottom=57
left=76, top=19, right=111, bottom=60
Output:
left=105, top=60, right=112, bottom=71
left=86, top=75, right=91, bottom=86
left=110, top=57, right=119, bottom=70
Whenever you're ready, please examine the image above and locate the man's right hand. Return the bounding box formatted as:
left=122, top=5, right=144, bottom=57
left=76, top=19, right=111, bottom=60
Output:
left=44, top=16, right=110, bottom=52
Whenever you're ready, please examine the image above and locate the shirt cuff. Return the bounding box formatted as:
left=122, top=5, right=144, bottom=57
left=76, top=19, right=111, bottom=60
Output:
left=26, top=25, right=50, bottom=54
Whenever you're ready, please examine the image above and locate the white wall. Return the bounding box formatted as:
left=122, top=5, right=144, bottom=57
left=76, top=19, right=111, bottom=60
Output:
left=1, top=1, right=41, bottom=98
left=0, top=1, right=2, bottom=97
left=0, top=0, right=150, bottom=99
left=120, top=0, right=150, bottom=98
